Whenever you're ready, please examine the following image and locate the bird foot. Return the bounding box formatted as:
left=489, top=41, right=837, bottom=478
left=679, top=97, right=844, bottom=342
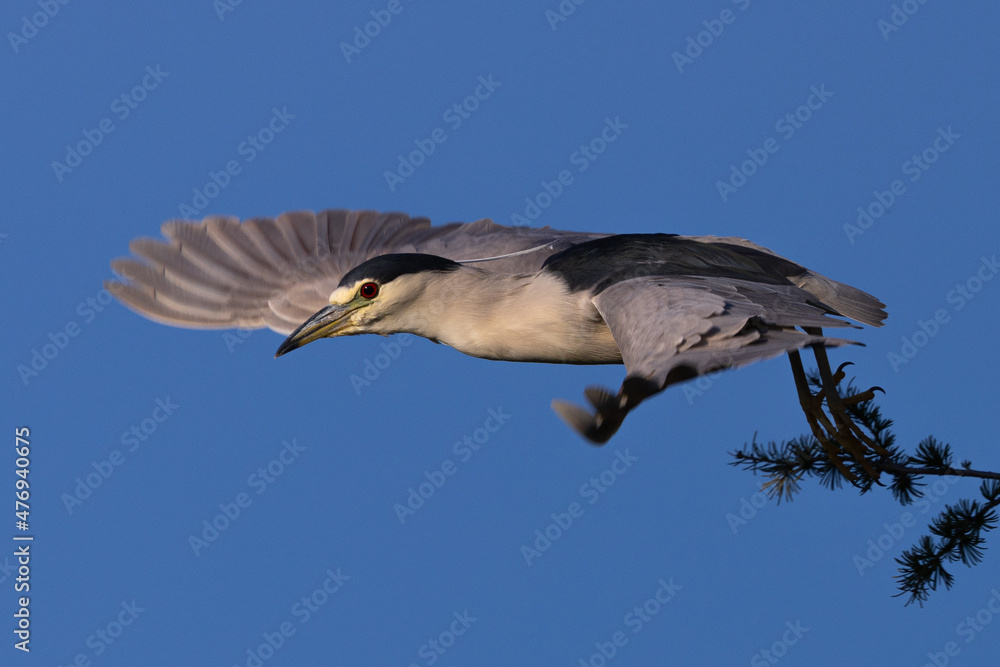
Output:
left=800, top=362, right=887, bottom=481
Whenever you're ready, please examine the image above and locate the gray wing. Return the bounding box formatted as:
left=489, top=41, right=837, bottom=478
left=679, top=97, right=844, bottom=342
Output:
left=595, top=275, right=858, bottom=387
left=106, top=209, right=605, bottom=334
left=552, top=275, right=862, bottom=443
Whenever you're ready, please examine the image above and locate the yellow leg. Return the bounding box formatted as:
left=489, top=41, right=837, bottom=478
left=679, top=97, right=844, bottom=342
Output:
left=788, top=331, right=887, bottom=480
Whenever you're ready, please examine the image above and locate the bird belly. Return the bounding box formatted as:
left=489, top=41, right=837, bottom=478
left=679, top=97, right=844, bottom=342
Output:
left=444, top=318, right=622, bottom=365
left=422, top=270, right=622, bottom=365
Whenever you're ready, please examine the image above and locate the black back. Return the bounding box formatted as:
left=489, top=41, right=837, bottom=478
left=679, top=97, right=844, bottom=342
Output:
left=542, top=234, right=806, bottom=294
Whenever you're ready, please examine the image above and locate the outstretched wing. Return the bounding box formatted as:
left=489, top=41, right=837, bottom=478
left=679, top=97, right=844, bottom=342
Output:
left=552, top=275, right=863, bottom=443
left=106, top=209, right=604, bottom=334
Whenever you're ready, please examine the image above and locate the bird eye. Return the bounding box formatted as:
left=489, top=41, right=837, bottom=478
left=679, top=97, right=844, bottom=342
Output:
left=359, top=282, right=379, bottom=299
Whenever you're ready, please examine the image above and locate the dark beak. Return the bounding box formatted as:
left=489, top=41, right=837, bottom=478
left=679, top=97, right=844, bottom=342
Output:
left=275, top=303, right=354, bottom=358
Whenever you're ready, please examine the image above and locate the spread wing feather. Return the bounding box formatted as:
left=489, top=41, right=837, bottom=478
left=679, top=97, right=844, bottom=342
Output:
left=107, top=209, right=605, bottom=334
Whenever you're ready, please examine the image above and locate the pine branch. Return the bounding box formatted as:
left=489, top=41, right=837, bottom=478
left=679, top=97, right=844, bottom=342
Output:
left=894, top=484, right=1000, bottom=606
left=878, top=461, right=1000, bottom=482
left=729, top=371, right=999, bottom=605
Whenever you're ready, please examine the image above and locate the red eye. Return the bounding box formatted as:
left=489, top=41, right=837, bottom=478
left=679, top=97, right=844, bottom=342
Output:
left=359, top=282, right=379, bottom=299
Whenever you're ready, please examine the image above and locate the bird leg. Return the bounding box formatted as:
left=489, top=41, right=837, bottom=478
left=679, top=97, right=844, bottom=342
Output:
left=787, top=328, right=887, bottom=480
left=803, top=327, right=889, bottom=461
left=787, top=349, right=859, bottom=481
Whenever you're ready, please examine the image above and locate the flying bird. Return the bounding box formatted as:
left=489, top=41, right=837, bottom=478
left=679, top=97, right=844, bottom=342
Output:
left=108, top=209, right=887, bottom=469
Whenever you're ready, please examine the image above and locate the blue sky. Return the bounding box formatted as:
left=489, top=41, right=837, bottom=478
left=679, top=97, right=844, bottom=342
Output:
left=4, top=1, right=1000, bottom=665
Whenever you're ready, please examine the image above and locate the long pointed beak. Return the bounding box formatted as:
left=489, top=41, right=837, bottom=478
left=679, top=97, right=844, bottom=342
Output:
left=275, top=303, right=355, bottom=358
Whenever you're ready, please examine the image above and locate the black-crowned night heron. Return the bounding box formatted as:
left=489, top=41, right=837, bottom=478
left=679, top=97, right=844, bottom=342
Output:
left=108, top=209, right=887, bottom=469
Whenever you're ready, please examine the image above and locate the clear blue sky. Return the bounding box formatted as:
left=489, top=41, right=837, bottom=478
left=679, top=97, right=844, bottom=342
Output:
left=4, top=2, right=1000, bottom=665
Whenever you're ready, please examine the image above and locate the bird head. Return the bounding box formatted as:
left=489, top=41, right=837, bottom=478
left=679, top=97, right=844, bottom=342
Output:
left=274, top=253, right=461, bottom=357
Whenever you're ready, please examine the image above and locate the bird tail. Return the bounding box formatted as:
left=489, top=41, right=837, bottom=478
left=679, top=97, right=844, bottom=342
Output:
left=793, top=273, right=888, bottom=328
